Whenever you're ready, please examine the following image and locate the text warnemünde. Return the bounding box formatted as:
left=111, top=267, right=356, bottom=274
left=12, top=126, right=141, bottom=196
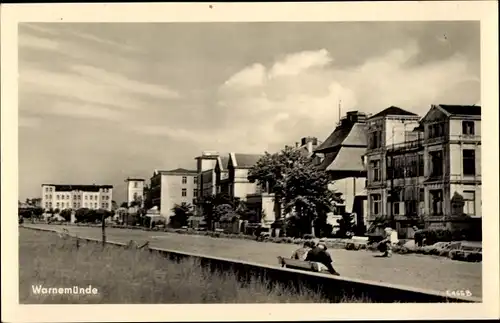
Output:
left=31, top=285, right=99, bottom=295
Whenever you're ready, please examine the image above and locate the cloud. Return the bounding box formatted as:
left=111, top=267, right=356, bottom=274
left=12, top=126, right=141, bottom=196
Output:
left=47, top=102, right=124, bottom=121
left=70, top=64, right=180, bottom=100
left=212, top=43, right=480, bottom=153
left=18, top=34, right=60, bottom=51
left=269, top=48, right=333, bottom=78
left=18, top=116, right=42, bottom=128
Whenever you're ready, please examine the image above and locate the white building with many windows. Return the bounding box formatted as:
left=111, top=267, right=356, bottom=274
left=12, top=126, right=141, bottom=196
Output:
left=41, top=184, right=113, bottom=211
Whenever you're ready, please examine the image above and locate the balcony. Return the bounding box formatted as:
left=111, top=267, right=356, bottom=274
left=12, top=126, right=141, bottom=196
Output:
left=449, top=134, right=481, bottom=143
left=387, top=138, right=424, bottom=152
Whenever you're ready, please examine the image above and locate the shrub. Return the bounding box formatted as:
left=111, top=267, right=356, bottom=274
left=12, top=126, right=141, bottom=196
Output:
left=345, top=242, right=355, bottom=251
left=438, top=249, right=450, bottom=257
left=303, top=234, right=314, bottom=240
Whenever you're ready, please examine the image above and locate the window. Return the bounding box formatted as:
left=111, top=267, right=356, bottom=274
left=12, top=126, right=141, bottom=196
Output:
left=193, top=189, right=198, bottom=197
left=181, top=188, right=187, bottom=197
left=94, top=203, right=97, bottom=208
left=462, top=121, right=475, bottom=135
left=429, top=150, right=443, bottom=177
left=90, top=195, right=93, bottom=200
left=463, top=149, right=476, bottom=176
left=370, top=160, right=381, bottom=182
left=428, top=122, right=445, bottom=139
left=182, top=176, right=187, bottom=184
left=430, top=190, right=443, bottom=215
left=73, top=202, right=77, bottom=208
left=56, top=202, right=60, bottom=208
left=370, top=194, right=381, bottom=215
left=57, top=195, right=60, bottom=199
left=368, top=131, right=382, bottom=149
left=102, top=203, right=106, bottom=208
left=463, top=191, right=476, bottom=215
left=194, top=176, right=198, bottom=184
left=134, top=182, right=138, bottom=188
left=45, top=202, right=49, bottom=208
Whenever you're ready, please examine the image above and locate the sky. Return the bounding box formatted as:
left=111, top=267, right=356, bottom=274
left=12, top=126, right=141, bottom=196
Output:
left=18, top=21, right=480, bottom=203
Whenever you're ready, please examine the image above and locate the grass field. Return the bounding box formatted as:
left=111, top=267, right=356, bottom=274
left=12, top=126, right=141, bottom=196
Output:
left=19, top=228, right=372, bottom=304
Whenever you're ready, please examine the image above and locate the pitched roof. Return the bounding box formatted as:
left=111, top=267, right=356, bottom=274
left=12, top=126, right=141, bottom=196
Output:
left=438, top=104, right=481, bottom=116
left=41, top=184, right=113, bottom=191
left=324, top=147, right=367, bottom=173
left=315, top=122, right=366, bottom=153
left=156, top=168, right=198, bottom=175
left=231, top=153, right=263, bottom=168
left=218, top=156, right=230, bottom=170
left=369, top=106, right=418, bottom=119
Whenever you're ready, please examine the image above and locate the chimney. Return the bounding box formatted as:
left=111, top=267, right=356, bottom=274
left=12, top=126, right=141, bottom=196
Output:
left=346, top=111, right=367, bottom=124
left=295, top=142, right=299, bottom=148
left=307, top=140, right=313, bottom=154
left=301, top=137, right=307, bottom=146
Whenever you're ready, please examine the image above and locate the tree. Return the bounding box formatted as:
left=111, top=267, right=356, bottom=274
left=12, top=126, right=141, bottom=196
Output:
left=170, top=203, right=193, bottom=228
left=111, top=200, right=119, bottom=210
left=143, top=185, right=153, bottom=210
left=248, top=145, right=340, bottom=237
left=200, top=193, right=238, bottom=231
left=60, top=209, right=72, bottom=222
left=120, top=202, right=128, bottom=208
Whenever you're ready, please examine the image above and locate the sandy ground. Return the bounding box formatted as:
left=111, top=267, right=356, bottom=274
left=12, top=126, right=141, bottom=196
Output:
left=22, top=224, right=482, bottom=298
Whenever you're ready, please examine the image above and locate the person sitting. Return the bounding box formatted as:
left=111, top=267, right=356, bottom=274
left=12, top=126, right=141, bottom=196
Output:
left=305, top=242, right=340, bottom=276
left=291, top=240, right=314, bottom=261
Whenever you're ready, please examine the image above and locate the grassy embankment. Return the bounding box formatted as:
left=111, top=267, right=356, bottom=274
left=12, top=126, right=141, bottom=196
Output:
left=19, top=228, right=370, bottom=304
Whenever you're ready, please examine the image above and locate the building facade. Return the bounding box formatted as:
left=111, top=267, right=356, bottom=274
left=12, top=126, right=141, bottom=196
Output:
left=314, top=111, right=369, bottom=229
left=420, top=104, right=481, bottom=229
left=125, top=178, right=145, bottom=207
left=150, top=168, right=198, bottom=221
left=41, top=184, right=113, bottom=211
left=365, top=104, right=482, bottom=236
left=364, top=106, right=421, bottom=234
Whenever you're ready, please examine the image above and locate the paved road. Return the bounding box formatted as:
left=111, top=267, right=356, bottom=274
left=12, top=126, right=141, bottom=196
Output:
left=23, top=224, right=482, bottom=298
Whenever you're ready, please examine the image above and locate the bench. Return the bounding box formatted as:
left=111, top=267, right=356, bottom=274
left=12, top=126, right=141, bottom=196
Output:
left=277, top=257, right=332, bottom=273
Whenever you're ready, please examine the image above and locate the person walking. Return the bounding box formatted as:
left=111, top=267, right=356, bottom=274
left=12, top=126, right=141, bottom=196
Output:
left=305, top=242, right=340, bottom=275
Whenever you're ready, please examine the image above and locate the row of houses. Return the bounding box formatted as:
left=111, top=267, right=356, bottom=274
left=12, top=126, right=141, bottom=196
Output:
left=126, top=103, right=481, bottom=237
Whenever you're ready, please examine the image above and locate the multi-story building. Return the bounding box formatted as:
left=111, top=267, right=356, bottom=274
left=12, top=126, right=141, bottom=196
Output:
left=125, top=178, right=145, bottom=207
left=364, top=106, right=421, bottom=233
left=365, top=104, right=482, bottom=236
left=214, top=155, right=230, bottom=195
left=226, top=153, right=263, bottom=200
left=41, top=184, right=113, bottom=211
left=420, top=104, right=481, bottom=229
left=150, top=168, right=198, bottom=221
left=314, top=111, right=369, bottom=229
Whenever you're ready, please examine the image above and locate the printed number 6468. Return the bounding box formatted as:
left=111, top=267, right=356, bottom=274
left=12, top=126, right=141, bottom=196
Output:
left=446, top=290, right=472, bottom=297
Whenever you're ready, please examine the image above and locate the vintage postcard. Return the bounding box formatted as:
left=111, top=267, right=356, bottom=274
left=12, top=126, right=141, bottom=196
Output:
left=1, top=1, right=499, bottom=322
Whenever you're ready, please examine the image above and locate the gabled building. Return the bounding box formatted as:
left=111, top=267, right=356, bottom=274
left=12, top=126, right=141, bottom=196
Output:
left=314, top=111, right=369, bottom=228
left=364, top=104, right=482, bottom=237
left=420, top=104, right=481, bottom=229
left=364, top=106, right=421, bottom=232
left=227, top=153, right=264, bottom=200
left=214, top=155, right=230, bottom=195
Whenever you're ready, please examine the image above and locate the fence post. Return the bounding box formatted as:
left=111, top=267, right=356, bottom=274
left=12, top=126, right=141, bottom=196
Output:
left=102, top=213, right=106, bottom=247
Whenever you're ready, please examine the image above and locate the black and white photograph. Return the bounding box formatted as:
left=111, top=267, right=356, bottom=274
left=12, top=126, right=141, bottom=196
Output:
left=1, top=2, right=499, bottom=322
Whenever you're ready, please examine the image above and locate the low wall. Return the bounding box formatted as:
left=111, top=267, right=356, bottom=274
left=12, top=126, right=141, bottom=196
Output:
left=21, top=225, right=481, bottom=303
